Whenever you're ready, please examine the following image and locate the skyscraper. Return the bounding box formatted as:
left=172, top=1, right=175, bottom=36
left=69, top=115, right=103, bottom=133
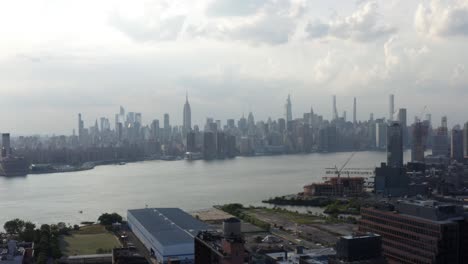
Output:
left=183, top=93, right=192, bottom=134
left=451, top=127, right=464, bottom=162
left=432, top=116, right=449, bottom=157
left=389, top=94, right=394, bottom=122
left=464, top=122, right=468, bottom=159
left=412, top=121, right=426, bottom=162
left=285, top=94, right=292, bottom=124
left=387, top=122, right=403, bottom=168
left=332, top=95, right=338, bottom=121
left=397, top=108, right=408, bottom=148
left=2, top=133, right=11, bottom=157
left=78, top=113, right=84, bottom=143
left=163, top=113, right=170, bottom=142
left=353, top=97, right=357, bottom=124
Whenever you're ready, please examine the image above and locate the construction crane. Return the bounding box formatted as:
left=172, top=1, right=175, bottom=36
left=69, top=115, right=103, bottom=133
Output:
left=324, top=152, right=375, bottom=180
left=416, top=105, right=427, bottom=122
left=336, top=152, right=356, bottom=183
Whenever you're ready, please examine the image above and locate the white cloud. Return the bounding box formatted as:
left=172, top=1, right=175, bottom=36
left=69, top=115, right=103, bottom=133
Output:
left=108, top=0, right=188, bottom=42
left=306, top=1, right=396, bottom=42
left=187, top=0, right=305, bottom=45
left=415, top=0, right=468, bottom=37
left=205, top=0, right=268, bottom=17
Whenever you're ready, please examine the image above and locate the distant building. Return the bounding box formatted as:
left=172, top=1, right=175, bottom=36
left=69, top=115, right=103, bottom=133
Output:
left=2, top=133, right=11, bottom=157
left=388, top=94, right=394, bottom=122
left=359, top=200, right=468, bottom=264
left=127, top=208, right=209, bottom=264
left=203, top=132, right=217, bottom=160
left=163, top=113, right=171, bottom=142
left=432, top=117, right=449, bottom=157
left=387, top=122, right=403, bottom=168
left=464, top=122, right=468, bottom=159
left=285, top=95, right=292, bottom=126
left=78, top=113, right=84, bottom=144
left=353, top=97, right=357, bottom=124
left=194, top=218, right=246, bottom=264
left=398, top=108, right=408, bottom=148
left=451, top=127, right=464, bottom=162
left=216, top=132, right=225, bottom=159
left=375, top=120, right=387, bottom=150
left=186, top=131, right=196, bottom=153
left=411, top=121, right=426, bottom=162
left=183, top=93, right=192, bottom=135
left=225, top=135, right=237, bottom=158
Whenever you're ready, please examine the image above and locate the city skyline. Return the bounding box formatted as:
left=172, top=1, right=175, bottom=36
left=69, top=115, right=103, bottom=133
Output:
left=70, top=93, right=461, bottom=137
left=0, top=0, right=467, bottom=134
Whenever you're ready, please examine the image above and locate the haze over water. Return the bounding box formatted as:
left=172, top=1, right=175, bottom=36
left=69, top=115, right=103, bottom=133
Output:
left=0, top=151, right=410, bottom=225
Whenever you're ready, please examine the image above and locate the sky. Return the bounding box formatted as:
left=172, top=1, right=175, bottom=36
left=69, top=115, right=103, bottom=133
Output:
left=0, top=0, right=467, bottom=135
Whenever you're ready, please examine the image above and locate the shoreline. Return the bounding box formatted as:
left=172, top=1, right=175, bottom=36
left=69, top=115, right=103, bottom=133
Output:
left=26, top=149, right=389, bottom=175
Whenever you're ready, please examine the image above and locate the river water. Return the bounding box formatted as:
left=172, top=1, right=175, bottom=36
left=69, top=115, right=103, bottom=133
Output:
left=0, top=151, right=409, bottom=225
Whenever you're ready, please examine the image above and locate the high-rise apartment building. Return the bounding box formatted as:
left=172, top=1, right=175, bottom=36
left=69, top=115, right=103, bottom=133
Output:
left=398, top=108, right=408, bottom=148
left=433, top=117, right=449, bottom=157
left=451, top=127, right=464, bottom=162
left=412, top=121, right=426, bottom=162
left=387, top=122, right=403, bottom=168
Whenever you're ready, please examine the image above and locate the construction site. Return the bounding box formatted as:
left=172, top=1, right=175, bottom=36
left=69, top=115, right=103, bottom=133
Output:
left=303, top=152, right=374, bottom=198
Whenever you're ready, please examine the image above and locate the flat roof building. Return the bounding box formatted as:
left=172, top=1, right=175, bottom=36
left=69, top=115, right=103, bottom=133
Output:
left=329, top=233, right=386, bottom=264
left=194, top=218, right=246, bottom=264
left=359, top=200, right=468, bottom=264
left=127, top=208, right=209, bottom=264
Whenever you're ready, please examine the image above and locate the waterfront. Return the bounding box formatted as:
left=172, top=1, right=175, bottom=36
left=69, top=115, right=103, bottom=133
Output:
left=0, top=151, right=410, bottom=225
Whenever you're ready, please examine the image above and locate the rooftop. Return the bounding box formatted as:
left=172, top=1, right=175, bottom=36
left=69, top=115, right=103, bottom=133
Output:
left=342, top=233, right=380, bottom=240
left=128, top=208, right=209, bottom=246
left=266, top=248, right=336, bottom=264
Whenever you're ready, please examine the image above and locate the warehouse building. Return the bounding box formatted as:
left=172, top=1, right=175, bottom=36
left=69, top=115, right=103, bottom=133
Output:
left=127, top=208, right=209, bottom=264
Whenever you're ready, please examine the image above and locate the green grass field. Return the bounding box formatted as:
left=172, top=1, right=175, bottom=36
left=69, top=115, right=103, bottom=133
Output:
left=59, top=225, right=121, bottom=256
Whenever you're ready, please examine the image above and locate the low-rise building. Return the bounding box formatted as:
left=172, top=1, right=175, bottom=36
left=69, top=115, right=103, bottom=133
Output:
left=127, top=208, right=209, bottom=264
left=303, top=177, right=365, bottom=197
left=329, top=233, right=386, bottom=264
left=194, top=218, right=246, bottom=264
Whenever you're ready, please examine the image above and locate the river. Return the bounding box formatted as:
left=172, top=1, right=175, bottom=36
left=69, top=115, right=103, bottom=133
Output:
left=0, top=151, right=410, bottom=225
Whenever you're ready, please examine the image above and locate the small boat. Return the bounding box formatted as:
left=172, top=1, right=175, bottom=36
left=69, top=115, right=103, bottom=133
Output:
left=79, top=210, right=83, bottom=214
left=118, top=162, right=126, bottom=165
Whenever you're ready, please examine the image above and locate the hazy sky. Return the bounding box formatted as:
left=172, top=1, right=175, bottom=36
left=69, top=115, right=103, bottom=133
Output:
left=0, top=0, right=467, bottom=134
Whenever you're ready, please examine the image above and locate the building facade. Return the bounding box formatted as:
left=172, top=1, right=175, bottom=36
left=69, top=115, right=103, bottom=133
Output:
left=359, top=200, right=468, bottom=264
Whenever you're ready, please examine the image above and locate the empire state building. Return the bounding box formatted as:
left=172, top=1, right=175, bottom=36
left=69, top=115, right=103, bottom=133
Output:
left=183, top=93, right=192, bottom=134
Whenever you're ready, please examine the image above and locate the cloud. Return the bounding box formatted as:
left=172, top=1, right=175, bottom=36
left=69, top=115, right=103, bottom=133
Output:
left=415, top=0, right=468, bottom=37
left=227, top=13, right=296, bottom=45
left=187, top=0, right=304, bottom=45
left=305, top=1, right=396, bottom=42
left=108, top=1, right=186, bottom=42
left=205, top=0, right=268, bottom=17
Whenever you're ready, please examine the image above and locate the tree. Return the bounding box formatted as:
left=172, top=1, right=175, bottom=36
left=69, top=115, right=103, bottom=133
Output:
left=98, top=213, right=123, bottom=226
left=4, top=218, right=25, bottom=234
left=19, top=221, right=36, bottom=242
